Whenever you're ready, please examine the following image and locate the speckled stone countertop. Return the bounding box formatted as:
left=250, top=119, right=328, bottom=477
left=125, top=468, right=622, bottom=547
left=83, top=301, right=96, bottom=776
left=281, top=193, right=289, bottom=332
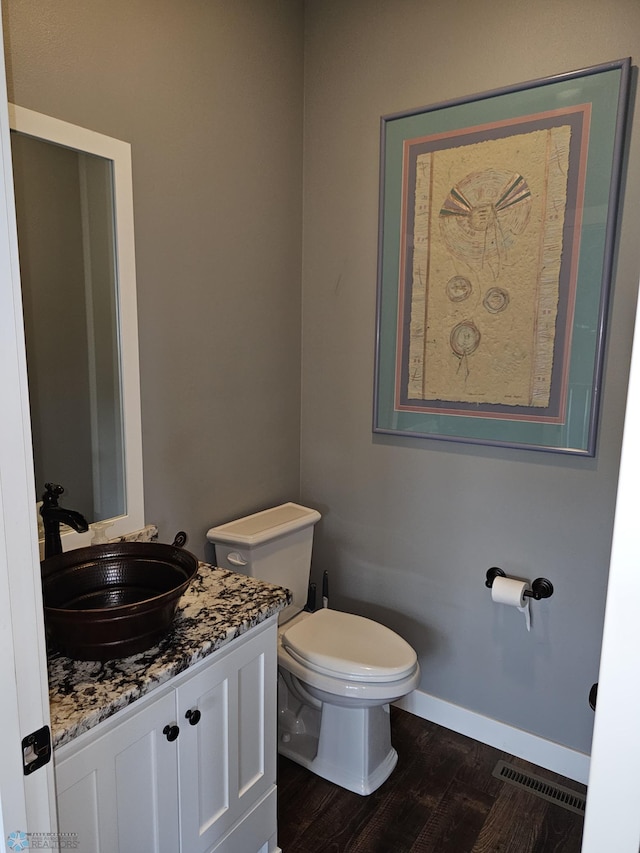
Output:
left=48, top=564, right=291, bottom=749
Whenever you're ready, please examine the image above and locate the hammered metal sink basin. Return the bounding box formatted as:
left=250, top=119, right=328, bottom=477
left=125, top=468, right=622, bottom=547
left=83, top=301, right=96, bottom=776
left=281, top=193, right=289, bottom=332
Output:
left=41, top=537, right=198, bottom=661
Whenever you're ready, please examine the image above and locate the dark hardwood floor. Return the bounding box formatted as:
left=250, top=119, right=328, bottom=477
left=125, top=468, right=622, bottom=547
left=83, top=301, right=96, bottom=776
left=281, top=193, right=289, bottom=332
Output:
left=277, top=707, right=585, bottom=852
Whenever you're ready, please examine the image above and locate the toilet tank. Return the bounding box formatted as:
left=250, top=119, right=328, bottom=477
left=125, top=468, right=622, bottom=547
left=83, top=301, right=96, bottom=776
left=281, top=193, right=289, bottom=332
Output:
left=206, top=503, right=321, bottom=616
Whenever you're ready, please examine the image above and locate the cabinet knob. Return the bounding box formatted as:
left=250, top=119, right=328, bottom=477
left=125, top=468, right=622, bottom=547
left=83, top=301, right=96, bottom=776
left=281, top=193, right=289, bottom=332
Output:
left=185, top=708, right=201, bottom=726
left=163, top=724, right=180, bottom=742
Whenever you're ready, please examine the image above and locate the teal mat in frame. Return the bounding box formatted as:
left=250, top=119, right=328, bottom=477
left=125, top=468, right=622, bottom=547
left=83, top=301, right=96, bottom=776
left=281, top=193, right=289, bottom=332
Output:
left=373, top=59, right=631, bottom=455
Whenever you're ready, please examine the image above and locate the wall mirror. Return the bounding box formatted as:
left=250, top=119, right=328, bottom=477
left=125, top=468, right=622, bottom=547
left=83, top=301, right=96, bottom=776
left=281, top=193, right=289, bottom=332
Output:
left=9, top=104, right=144, bottom=549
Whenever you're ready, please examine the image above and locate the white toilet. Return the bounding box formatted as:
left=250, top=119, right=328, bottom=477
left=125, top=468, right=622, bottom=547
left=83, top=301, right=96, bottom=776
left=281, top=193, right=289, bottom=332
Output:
left=206, top=502, right=420, bottom=795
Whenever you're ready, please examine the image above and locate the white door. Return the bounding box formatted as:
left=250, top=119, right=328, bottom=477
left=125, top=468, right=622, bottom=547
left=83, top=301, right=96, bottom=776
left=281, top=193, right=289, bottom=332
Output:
left=580, top=276, right=640, bottom=852
left=0, top=1, right=56, bottom=842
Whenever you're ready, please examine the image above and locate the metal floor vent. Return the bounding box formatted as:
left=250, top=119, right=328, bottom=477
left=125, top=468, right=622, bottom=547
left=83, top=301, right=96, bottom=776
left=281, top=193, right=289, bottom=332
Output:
left=492, top=760, right=586, bottom=815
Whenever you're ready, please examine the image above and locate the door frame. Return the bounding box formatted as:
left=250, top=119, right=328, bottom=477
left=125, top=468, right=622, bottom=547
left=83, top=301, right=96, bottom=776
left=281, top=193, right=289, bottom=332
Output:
left=0, top=3, right=56, bottom=837
left=581, top=275, right=640, bottom=851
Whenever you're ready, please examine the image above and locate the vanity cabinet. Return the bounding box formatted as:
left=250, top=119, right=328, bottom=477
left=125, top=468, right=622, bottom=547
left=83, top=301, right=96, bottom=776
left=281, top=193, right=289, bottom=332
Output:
left=53, top=618, right=279, bottom=853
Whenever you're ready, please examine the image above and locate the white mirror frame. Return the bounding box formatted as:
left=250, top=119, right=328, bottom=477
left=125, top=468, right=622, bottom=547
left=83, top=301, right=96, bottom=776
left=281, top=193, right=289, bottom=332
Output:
left=9, top=103, right=144, bottom=550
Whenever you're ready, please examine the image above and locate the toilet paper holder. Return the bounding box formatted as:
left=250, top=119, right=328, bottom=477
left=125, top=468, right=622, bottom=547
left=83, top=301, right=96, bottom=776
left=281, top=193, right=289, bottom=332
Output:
left=485, top=567, right=554, bottom=600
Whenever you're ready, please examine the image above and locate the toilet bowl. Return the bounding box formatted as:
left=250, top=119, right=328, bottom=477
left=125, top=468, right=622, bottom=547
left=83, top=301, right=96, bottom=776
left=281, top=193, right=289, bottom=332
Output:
left=277, top=609, right=420, bottom=794
left=206, top=503, right=420, bottom=795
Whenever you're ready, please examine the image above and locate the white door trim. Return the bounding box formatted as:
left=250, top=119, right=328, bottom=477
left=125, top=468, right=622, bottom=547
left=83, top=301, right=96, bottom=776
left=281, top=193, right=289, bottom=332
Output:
left=581, top=277, right=640, bottom=851
left=0, top=1, right=56, bottom=837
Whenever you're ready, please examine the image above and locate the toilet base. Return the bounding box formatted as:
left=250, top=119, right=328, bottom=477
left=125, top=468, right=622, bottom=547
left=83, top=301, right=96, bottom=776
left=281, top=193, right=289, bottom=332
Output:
left=278, top=676, right=398, bottom=795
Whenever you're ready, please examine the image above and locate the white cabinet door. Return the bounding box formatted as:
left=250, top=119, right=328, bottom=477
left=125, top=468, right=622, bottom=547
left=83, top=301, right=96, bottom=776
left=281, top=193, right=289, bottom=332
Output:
left=55, top=690, right=179, bottom=853
left=177, top=625, right=277, bottom=853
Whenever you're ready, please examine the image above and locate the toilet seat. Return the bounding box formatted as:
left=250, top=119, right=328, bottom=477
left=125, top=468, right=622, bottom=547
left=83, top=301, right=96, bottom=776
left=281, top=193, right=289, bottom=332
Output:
left=281, top=608, right=417, bottom=683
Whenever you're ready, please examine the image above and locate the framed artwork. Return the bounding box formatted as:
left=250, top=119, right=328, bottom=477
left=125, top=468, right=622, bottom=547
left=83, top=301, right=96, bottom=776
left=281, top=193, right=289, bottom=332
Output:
left=373, top=58, right=631, bottom=455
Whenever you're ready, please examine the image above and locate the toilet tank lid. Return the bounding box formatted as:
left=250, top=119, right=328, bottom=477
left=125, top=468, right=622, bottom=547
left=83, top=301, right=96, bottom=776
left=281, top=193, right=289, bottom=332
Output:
left=206, top=502, right=321, bottom=546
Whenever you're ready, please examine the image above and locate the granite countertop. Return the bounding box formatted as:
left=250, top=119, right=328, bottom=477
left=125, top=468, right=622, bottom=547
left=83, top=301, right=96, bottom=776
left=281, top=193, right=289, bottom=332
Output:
left=48, top=564, right=291, bottom=749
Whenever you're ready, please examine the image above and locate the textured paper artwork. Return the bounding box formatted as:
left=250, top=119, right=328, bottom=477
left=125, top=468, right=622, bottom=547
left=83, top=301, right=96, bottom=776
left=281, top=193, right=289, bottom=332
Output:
left=396, top=110, right=587, bottom=422
left=376, top=60, right=629, bottom=454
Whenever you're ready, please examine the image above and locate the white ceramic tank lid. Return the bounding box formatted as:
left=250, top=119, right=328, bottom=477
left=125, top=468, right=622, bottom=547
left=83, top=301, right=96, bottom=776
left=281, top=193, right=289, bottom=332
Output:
left=282, top=609, right=417, bottom=680
left=206, top=502, right=321, bottom=546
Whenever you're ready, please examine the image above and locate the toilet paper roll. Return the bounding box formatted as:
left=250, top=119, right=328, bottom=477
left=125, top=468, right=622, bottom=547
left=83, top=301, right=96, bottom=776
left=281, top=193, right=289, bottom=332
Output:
left=491, top=576, right=531, bottom=631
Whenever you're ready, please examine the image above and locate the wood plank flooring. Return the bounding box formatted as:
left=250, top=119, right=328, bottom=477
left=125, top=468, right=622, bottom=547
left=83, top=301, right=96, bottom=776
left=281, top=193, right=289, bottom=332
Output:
left=277, top=707, right=585, bottom=853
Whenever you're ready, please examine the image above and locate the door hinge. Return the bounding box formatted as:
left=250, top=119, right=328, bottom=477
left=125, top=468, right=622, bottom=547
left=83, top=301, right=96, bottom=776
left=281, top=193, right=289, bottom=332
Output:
left=22, top=725, right=51, bottom=775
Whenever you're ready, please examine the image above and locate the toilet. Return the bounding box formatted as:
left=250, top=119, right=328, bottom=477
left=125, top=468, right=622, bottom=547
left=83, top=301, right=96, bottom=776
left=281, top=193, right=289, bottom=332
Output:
left=206, top=502, right=420, bottom=795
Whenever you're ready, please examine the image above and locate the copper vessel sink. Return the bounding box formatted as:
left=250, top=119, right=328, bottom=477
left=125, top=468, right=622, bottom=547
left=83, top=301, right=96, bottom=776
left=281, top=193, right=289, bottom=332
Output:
left=41, top=535, right=198, bottom=661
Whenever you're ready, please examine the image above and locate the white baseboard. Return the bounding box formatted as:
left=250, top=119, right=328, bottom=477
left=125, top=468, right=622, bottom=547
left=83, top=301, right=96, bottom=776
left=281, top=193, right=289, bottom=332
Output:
left=395, top=689, right=590, bottom=785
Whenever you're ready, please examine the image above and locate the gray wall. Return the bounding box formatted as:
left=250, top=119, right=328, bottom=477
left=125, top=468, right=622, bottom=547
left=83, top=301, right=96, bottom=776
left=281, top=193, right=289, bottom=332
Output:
left=301, top=0, right=640, bottom=754
left=3, top=0, right=305, bottom=552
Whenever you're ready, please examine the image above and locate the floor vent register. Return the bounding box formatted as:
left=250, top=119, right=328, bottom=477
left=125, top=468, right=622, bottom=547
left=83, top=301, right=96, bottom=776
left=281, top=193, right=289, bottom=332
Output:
left=492, top=760, right=586, bottom=815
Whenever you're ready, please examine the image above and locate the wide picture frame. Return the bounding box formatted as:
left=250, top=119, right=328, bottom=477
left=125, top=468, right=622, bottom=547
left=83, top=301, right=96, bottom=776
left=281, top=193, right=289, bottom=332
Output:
left=373, top=58, right=631, bottom=455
